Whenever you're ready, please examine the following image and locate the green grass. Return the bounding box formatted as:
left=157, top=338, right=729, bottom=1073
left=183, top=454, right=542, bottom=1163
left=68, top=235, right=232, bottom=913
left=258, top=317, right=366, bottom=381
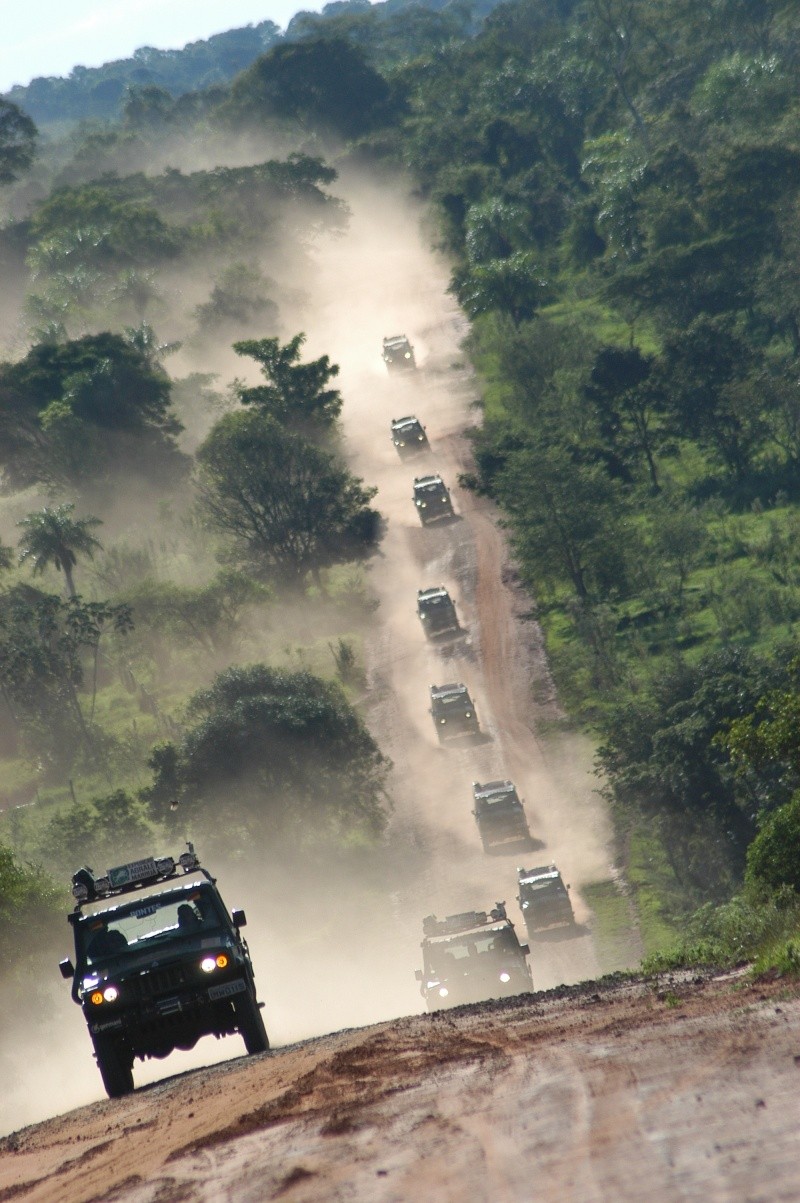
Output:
left=626, top=827, right=683, bottom=958
left=583, top=879, right=641, bottom=973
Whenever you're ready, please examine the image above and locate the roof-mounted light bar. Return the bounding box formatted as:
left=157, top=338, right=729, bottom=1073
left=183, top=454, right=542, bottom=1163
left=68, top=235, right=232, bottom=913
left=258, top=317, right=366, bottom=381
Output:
left=71, top=843, right=200, bottom=907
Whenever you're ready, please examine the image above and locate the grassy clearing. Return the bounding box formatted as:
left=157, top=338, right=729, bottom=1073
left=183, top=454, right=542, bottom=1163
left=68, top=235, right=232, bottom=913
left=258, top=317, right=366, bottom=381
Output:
left=626, top=828, right=683, bottom=958
left=583, top=879, right=641, bottom=973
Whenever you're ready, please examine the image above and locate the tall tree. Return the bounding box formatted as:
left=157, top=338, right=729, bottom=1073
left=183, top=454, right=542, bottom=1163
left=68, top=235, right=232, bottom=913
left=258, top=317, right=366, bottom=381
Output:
left=233, top=333, right=341, bottom=431
left=17, top=504, right=103, bottom=598
left=0, top=99, right=37, bottom=184
left=146, top=664, right=390, bottom=847
left=196, top=411, right=377, bottom=584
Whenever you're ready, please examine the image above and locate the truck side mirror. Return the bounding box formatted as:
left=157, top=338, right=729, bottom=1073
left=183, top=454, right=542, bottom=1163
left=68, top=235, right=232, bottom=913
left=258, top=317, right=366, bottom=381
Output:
left=414, top=969, right=423, bottom=981
left=231, top=908, right=247, bottom=928
left=520, top=944, right=530, bottom=956
left=59, top=957, right=74, bottom=979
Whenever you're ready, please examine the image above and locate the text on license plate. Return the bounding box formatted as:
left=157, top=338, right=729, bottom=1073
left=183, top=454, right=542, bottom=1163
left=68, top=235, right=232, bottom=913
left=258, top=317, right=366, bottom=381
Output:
left=208, top=978, right=247, bottom=1000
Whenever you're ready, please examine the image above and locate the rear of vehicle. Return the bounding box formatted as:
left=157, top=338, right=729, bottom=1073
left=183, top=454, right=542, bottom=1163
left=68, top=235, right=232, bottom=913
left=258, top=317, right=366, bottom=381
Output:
left=60, top=849, right=269, bottom=1098
left=517, top=865, right=576, bottom=937
left=416, top=907, right=532, bottom=1011
left=429, top=682, right=479, bottom=741
left=472, top=780, right=531, bottom=851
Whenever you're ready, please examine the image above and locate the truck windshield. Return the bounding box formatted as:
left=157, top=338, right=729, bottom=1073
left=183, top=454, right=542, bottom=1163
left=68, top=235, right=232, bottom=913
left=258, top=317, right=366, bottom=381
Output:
left=428, top=928, right=518, bottom=971
left=78, top=886, right=225, bottom=967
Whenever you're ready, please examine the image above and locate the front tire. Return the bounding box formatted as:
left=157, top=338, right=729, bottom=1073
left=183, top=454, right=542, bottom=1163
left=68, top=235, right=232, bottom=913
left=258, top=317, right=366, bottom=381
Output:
left=92, top=1033, right=134, bottom=1098
left=236, top=989, right=270, bottom=1055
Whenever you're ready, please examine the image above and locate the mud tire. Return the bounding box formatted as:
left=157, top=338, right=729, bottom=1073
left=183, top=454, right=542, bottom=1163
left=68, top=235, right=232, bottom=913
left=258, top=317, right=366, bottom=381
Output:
left=236, top=989, right=270, bottom=1055
left=93, top=1033, right=134, bottom=1098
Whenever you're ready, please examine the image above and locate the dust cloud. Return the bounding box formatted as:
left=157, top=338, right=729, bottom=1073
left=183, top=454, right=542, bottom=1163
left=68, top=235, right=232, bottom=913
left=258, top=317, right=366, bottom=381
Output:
left=0, top=165, right=625, bottom=1137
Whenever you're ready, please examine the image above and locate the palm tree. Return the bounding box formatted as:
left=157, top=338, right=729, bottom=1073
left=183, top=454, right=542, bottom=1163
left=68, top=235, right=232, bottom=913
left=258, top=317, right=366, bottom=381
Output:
left=17, top=504, right=103, bottom=598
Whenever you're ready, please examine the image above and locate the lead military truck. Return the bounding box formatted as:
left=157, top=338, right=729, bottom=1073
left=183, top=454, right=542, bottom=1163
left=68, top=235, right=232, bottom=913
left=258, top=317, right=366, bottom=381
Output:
left=59, top=845, right=268, bottom=1098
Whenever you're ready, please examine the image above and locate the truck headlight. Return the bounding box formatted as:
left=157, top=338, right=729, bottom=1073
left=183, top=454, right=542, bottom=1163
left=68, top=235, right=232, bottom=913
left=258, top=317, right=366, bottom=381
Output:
left=201, top=953, right=229, bottom=973
left=90, top=984, right=120, bottom=1005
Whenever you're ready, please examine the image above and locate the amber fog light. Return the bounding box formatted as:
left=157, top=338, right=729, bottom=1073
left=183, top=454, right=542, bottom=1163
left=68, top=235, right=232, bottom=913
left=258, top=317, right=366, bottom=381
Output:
left=90, top=991, right=104, bottom=1006
left=215, top=954, right=229, bottom=969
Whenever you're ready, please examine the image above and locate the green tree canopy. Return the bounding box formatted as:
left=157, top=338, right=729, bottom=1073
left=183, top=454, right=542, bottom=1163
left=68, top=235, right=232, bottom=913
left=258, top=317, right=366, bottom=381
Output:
left=224, top=37, right=392, bottom=138
left=0, top=586, right=132, bottom=766
left=0, top=332, right=186, bottom=489
left=233, top=333, right=342, bottom=430
left=196, top=410, right=378, bottom=584
left=147, top=664, right=390, bottom=848
left=745, top=797, right=800, bottom=895
left=17, top=503, right=103, bottom=598
left=0, top=98, right=37, bottom=184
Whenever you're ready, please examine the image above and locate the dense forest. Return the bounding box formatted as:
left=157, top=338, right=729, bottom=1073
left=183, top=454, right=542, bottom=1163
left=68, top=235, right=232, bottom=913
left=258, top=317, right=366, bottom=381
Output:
left=2, top=0, right=800, bottom=1019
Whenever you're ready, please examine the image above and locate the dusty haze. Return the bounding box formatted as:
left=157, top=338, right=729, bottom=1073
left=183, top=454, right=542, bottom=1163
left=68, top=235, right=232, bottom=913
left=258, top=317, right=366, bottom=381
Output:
left=0, top=167, right=626, bottom=1138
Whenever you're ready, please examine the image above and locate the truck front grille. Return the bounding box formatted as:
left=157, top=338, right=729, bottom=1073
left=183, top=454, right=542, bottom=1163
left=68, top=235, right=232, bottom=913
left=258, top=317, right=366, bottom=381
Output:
left=138, top=963, right=191, bottom=999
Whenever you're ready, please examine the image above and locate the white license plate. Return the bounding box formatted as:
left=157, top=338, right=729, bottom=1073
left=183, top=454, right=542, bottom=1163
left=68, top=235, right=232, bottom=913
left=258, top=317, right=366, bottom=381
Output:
left=208, top=978, right=247, bottom=1000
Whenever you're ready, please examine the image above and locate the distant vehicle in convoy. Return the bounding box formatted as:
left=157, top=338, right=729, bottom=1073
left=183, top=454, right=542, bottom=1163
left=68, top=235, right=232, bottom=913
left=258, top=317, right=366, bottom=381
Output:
left=391, top=415, right=429, bottom=458
left=415, top=903, right=532, bottom=1011
left=429, top=682, right=479, bottom=741
left=59, top=845, right=269, bottom=1099
left=382, top=334, right=416, bottom=370
left=516, top=864, right=576, bottom=938
left=417, top=586, right=460, bottom=639
left=472, top=780, right=531, bottom=852
left=413, top=474, right=454, bottom=524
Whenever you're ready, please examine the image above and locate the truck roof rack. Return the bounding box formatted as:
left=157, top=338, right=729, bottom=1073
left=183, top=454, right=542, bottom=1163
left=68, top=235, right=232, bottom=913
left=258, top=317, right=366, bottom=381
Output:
left=71, top=843, right=200, bottom=909
left=422, top=902, right=507, bottom=937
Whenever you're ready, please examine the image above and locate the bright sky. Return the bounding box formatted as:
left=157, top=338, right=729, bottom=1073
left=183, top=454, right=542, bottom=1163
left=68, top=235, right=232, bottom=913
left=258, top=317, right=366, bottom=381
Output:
left=0, top=0, right=326, bottom=93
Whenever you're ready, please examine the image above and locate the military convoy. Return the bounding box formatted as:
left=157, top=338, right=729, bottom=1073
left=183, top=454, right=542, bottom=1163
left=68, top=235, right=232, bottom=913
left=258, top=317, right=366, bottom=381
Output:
left=472, top=780, right=531, bottom=851
left=382, top=334, right=416, bottom=370
left=417, top=586, right=460, bottom=639
left=391, top=415, right=429, bottom=457
left=516, top=864, right=576, bottom=938
left=53, top=328, right=592, bottom=1103
left=59, top=845, right=268, bottom=1098
left=429, top=682, right=479, bottom=741
left=415, top=903, right=532, bottom=1011
left=413, top=474, right=454, bottom=524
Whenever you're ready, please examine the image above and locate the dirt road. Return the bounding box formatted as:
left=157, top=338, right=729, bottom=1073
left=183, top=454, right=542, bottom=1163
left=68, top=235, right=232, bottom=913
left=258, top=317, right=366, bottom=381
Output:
left=4, top=971, right=799, bottom=1202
